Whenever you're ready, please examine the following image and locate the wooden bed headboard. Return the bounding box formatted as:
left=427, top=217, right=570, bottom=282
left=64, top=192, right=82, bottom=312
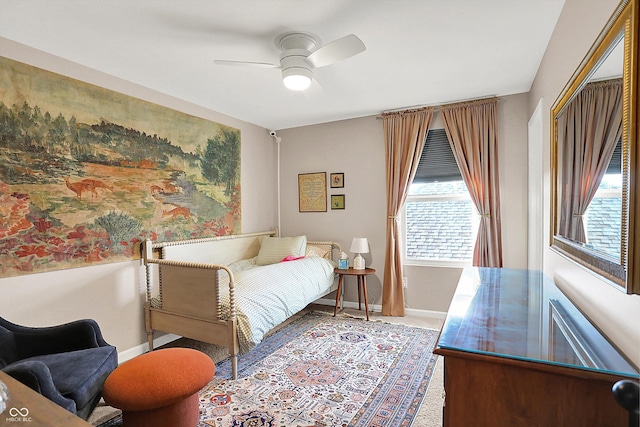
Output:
left=141, top=229, right=342, bottom=306
left=144, top=229, right=277, bottom=266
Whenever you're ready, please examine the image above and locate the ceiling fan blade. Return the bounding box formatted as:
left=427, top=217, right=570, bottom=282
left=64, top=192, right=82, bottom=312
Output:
left=213, top=60, right=279, bottom=68
left=307, top=34, right=366, bottom=68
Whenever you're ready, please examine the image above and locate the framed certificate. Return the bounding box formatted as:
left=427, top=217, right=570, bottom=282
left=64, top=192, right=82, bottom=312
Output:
left=298, top=172, right=327, bottom=212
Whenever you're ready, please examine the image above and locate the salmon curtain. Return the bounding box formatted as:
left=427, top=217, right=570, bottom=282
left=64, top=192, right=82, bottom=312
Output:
left=382, top=107, right=434, bottom=316
left=557, top=79, right=623, bottom=244
left=441, top=98, right=502, bottom=267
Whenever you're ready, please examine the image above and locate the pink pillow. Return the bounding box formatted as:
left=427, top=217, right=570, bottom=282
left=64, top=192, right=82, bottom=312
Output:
left=281, top=255, right=305, bottom=262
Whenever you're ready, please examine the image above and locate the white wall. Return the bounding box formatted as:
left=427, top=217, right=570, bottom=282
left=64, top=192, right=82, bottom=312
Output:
left=529, top=0, right=640, bottom=367
left=278, top=116, right=387, bottom=305
left=278, top=92, right=530, bottom=314
left=0, top=38, right=277, bottom=354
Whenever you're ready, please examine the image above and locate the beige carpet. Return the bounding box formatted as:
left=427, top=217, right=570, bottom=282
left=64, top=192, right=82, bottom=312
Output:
left=88, top=305, right=445, bottom=426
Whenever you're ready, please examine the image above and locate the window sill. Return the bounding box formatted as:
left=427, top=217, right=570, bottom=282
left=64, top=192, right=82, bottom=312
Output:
left=403, top=259, right=472, bottom=268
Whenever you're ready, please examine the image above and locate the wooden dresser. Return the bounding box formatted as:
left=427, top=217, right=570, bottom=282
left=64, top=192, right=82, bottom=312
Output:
left=434, top=268, right=639, bottom=427
left=0, top=371, right=92, bottom=426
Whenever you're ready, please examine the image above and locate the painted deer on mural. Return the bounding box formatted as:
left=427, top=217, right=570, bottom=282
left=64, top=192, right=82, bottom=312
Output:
left=64, top=178, right=113, bottom=200
left=80, top=178, right=113, bottom=193
left=64, top=178, right=95, bottom=200
left=162, top=206, right=193, bottom=221
left=150, top=185, right=164, bottom=195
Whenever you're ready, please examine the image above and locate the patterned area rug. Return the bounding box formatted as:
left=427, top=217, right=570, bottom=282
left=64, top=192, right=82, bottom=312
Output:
left=199, top=311, right=438, bottom=427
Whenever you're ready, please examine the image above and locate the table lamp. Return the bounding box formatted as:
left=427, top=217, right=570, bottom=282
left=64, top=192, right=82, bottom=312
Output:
left=350, top=237, right=369, bottom=270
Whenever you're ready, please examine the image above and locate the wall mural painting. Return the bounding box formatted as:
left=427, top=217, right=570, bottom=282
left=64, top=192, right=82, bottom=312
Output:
left=0, top=56, right=241, bottom=278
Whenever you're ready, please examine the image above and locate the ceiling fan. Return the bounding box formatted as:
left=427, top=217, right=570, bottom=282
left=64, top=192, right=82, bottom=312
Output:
left=214, top=31, right=366, bottom=91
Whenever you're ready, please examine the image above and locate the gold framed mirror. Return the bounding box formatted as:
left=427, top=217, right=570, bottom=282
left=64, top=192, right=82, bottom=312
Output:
left=550, top=0, right=638, bottom=293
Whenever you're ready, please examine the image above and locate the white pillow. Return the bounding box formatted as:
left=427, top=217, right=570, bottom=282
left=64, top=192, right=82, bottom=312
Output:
left=305, top=245, right=330, bottom=259
left=256, top=235, right=307, bottom=265
left=227, top=257, right=257, bottom=273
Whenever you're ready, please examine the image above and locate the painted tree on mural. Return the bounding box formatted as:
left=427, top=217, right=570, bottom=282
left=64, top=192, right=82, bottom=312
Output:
left=1, top=102, right=194, bottom=177
left=200, top=127, right=240, bottom=196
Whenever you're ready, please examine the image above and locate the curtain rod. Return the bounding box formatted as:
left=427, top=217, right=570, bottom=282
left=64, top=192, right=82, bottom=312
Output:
left=376, top=96, right=498, bottom=119
left=381, top=104, right=439, bottom=114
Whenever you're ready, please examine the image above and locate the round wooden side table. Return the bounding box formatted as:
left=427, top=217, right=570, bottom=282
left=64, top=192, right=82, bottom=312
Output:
left=333, top=267, right=376, bottom=321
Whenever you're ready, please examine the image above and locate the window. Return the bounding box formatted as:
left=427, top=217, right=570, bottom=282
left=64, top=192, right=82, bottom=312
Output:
left=583, top=140, right=622, bottom=260
left=403, top=129, right=479, bottom=266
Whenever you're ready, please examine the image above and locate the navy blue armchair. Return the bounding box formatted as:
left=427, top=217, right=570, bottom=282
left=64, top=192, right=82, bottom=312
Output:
left=0, top=316, right=118, bottom=420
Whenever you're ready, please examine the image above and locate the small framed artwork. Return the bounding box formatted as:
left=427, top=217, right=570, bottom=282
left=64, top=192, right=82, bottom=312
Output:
left=331, top=194, right=345, bottom=210
left=330, top=173, right=344, bottom=188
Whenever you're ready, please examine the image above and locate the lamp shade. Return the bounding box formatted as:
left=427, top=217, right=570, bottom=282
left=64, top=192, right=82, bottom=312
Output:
left=283, top=72, right=311, bottom=90
left=281, top=56, right=312, bottom=91
left=350, top=237, right=369, bottom=254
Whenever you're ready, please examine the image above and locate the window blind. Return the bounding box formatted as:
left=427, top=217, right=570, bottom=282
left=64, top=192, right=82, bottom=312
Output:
left=413, top=128, right=462, bottom=183
left=605, top=138, right=622, bottom=174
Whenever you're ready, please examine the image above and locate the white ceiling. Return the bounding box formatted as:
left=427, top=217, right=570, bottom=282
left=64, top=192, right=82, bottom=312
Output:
left=0, top=0, right=565, bottom=130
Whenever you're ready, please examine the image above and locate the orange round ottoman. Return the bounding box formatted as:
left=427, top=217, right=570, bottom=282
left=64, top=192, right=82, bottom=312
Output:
left=103, top=348, right=215, bottom=427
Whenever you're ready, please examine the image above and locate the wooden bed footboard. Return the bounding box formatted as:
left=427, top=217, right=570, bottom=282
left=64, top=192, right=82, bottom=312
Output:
left=143, top=258, right=240, bottom=377
left=142, top=230, right=341, bottom=380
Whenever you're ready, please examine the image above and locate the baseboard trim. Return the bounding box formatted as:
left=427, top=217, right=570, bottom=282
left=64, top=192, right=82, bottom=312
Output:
left=117, top=333, right=181, bottom=363
left=314, top=297, right=339, bottom=306
left=314, top=298, right=447, bottom=319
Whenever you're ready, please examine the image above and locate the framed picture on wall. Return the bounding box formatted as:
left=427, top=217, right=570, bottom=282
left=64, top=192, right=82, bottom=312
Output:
left=330, top=173, right=344, bottom=188
left=331, top=194, right=345, bottom=210
left=298, top=172, right=327, bottom=212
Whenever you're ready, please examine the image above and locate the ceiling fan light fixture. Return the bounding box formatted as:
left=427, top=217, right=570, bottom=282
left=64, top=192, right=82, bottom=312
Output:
left=215, top=32, right=365, bottom=92
left=282, top=67, right=312, bottom=91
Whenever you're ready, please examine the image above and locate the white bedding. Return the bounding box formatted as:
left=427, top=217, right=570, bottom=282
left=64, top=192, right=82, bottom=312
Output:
left=153, top=255, right=336, bottom=352
left=224, top=256, right=336, bottom=351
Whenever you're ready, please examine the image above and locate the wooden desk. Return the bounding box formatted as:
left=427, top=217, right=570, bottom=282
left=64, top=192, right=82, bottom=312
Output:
left=0, top=371, right=91, bottom=426
left=434, top=268, right=638, bottom=426
left=333, top=267, right=376, bottom=320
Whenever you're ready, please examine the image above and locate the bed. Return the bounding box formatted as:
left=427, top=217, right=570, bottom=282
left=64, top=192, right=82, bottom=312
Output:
left=142, top=230, right=340, bottom=379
